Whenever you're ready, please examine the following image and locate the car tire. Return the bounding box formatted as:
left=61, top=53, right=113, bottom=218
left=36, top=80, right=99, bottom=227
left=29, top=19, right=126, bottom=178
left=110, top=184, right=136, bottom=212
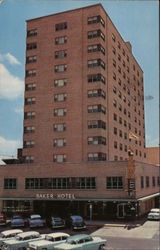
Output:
left=99, top=245, right=105, bottom=250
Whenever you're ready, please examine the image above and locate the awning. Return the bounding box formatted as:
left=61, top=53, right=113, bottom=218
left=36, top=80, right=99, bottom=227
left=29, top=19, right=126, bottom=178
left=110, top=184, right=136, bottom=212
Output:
left=138, top=192, right=160, bottom=202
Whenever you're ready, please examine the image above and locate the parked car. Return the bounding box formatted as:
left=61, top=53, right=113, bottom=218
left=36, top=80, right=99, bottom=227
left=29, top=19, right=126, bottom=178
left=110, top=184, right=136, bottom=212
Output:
left=29, top=214, right=44, bottom=228
left=0, top=229, right=23, bottom=248
left=147, top=211, right=160, bottom=220
left=1, top=231, right=45, bottom=250
left=10, top=215, right=25, bottom=228
left=28, top=232, right=70, bottom=250
left=66, top=215, right=86, bottom=230
left=47, top=216, right=65, bottom=229
left=54, top=234, right=107, bottom=250
left=0, top=214, right=7, bottom=226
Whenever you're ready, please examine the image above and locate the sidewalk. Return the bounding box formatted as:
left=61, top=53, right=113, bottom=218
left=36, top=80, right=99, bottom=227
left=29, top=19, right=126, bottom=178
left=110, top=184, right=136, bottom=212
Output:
left=86, top=217, right=146, bottom=228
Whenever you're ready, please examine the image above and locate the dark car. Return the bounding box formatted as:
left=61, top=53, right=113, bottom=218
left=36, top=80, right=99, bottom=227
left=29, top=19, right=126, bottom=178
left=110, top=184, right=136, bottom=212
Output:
left=0, top=213, right=7, bottom=226
left=47, top=216, right=65, bottom=229
left=66, top=215, right=86, bottom=230
left=11, top=215, right=25, bottom=228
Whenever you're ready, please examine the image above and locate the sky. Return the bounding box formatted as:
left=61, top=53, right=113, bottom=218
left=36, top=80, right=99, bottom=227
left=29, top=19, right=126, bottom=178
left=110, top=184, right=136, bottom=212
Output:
left=0, top=0, right=159, bottom=157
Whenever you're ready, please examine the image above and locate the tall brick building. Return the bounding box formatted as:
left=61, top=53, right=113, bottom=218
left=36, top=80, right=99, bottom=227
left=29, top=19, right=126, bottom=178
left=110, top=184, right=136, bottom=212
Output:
left=0, top=4, right=159, bottom=219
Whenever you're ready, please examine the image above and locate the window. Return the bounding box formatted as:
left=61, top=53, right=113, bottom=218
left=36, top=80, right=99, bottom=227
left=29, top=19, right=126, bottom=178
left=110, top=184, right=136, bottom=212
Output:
left=26, top=69, right=36, bottom=77
left=55, top=64, right=67, bottom=73
left=26, top=55, right=37, bottom=64
left=25, top=177, right=96, bottom=190
left=55, top=22, right=67, bottom=31
left=54, top=93, right=67, bottom=102
left=114, top=141, right=117, bottom=149
left=112, top=33, right=116, bottom=42
left=25, top=97, right=36, bottom=105
left=88, top=29, right=105, bottom=41
left=152, top=177, right=155, bottom=187
left=146, top=176, right=149, bottom=188
left=88, top=136, right=106, bottom=145
left=54, top=138, right=66, bottom=147
left=119, top=143, right=123, bottom=151
left=88, top=44, right=105, bottom=55
left=54, top=108, right=66, bottom=117
left=118, top=91, right=122, bottom=99
left=88, top=15, right=105, bottom=27
left=88, top=89, right=106, bottom=99
left=119, top=130, right=122, bottom=137
left=88, top=104, right=106, bottom=114
left=118, top=54, right=121, bottom=61
left=122, top=49, right=125, bottom=56
left=106, top=176, right=123, bottom=189
left=27, top=29, right=37, bottom=37
left=119, top=117, right=122, bottom=124
left=113, top=59, right=116, bottom=67
left=124, top=133, right=127, bottom=140
left=88, top=120, right=106, bottom=129
left=113, top=99, right=117, bottom=107
left=88, top=59, right=105, bottom=69
left=24, top=126, right=35, bottom=134
left=119, top=104, right=122, bottom=111
left=54, top=123, right=66, bottom=132
left=118, top=41, right=121, bottom=49
left=113, top=86, right=117, bottom=94
left=53, top=154, right=66, bottom=163
left=113, top=113, right=117, bottom=121
left=24, top=156, right=34, bottom=163
left=25, top=83, right=36, bottom=91
left=157, top=177, right=160, bottom=186
left=118, top=66, right=121, bottom=74
left=24, top=140, right=35, bottom=148
left=113, top=72, right=116, bottom=80
left=27, top=43, right=37, bottom=50
left=55, top=36, right=67, bottom=45
left=88, top=73, right=105, bottom=84
left=24, top=111, right=35, bottom=119
left=88, top=152, right=106, bottom=161
left=4, top=179, right=17, bottom=189
left=114, top=127, right=117, bottom=135
left=54, top=79, right=67, bottom=87
left=55, top=50, right=67, bottom=58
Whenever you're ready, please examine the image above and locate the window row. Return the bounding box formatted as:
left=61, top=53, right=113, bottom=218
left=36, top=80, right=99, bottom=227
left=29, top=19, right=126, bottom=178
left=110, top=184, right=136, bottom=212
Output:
left=141, top=176, right=160, bottom=188
left=88, top=15, right=105, bottom=27
left=88, top=58, right=105, bottom=69
left=88, top=152, right=106, bottom=161
left=88, top=104, right=106, bottom=114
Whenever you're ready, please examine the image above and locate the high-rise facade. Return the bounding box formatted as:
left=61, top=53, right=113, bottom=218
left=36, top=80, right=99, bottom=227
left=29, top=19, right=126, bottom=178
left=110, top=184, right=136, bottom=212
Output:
left=23, top=3, right=146, bottom=164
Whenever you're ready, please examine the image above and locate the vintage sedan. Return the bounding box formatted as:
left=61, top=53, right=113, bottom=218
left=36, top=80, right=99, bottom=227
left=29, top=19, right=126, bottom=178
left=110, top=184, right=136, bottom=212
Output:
left=0, top=229, right=23, bottom=248
left=66, top=215, right=86, bottom=230
left=147, top=212, right=160, bottom=220
left=2, top=231, right=45, bottom=250
left=28, top=232, right=70, bottom=250
left=54, top=234, right=107, bottom=250
left=11, top=215, right=25, bottom=228
left=47, top=216, right=65, bottom=229
left=29, top=214, right=44, bottom=228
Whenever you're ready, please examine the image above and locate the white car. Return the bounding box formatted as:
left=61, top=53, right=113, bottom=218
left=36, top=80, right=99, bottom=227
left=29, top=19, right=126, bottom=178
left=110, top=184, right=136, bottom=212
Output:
left=28, top=232, right=70, bottom=250
left=0, top=229, right=23, bottom=248
left=2, top=231, right=45, bottom=250
left=147, top=212, right=160, bottom=220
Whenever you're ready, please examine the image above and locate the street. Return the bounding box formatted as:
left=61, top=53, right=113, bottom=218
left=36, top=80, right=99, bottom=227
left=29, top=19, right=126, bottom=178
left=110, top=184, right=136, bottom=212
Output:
left=92, top=220, right=160, bottom=250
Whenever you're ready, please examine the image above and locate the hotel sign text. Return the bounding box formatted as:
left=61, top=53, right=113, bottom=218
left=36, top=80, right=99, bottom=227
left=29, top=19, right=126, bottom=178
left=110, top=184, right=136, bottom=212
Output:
left=36, top=193, right=76, bottom=200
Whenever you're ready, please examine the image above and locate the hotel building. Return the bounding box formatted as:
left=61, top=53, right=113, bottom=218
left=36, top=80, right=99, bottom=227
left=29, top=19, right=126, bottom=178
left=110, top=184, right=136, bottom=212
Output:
left=0, top=4, right=159, bottom=219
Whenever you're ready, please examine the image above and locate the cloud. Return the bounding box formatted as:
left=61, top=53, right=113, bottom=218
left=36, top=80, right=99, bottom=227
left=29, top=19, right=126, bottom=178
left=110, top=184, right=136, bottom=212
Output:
left=0, top=52, right=21, bottom=65
left=0, top=63, right=24, bottom=100
left=0, top=135, right=21, bottom=157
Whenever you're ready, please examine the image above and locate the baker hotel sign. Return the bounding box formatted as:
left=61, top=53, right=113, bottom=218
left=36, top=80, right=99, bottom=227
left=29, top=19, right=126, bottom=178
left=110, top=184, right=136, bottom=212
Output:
left=36, top=193, right=76, bottom=199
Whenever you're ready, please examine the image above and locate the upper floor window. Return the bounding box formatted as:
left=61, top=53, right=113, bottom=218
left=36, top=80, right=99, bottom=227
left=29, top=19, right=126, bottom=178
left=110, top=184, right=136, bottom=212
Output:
left=88, top=89, right=106, bottom=99
left=54, top=78, right=67, bottom=87
left=54, top=93, right=67, bottom=102
left=24, top=111, right=35, bottom=119
left=88, top=152, right=106, bottom=161
left=27, top=29, right=37, bottom=37
left=88, top=136, right=106, bottom=145
left=88, top=120, right=106, bottom=130
left=26, top=55, right=37, bottom=64
left=54, top=123, right=66, bottom=132
left=54, top=138, right=66, bottom=147
left=88, top=73, right=105, bottom=84
left=24, top=126, right=35, bottom=134
left=88, top=29, right=105, bottom=41
left=55, top=22, right=67, bottom=31
left=88, top=44, right=105, bottom=55
left=88, top=15, right=105, bottom=27
left=24, top=140, right=35, bottom=148
left=112, top=33, right=116, bottom=42
left=55, top=64, right=67, bottom=73
left=152, top=176, right=156, bottom=187
left=88, top=104, right=106, bottom=114
left=24, top=156, right=34, bottom=164
left=88, top=59, right=105, bottom=69
left=25, top=83, right=36, bottom=91
left=55, top=50, right=67, bottom=59
left=53, top=154, right=66, bottom=163
left=27, top=43, right=37, bottom=50
left=26, top=69, right=36, bottom=77
left=4, top=178, right=17, bottom=189
left=25, top=97, right=36, bottom=105
left=55, top=36, right=67, bottom=45
left=146, top=176, right=149, bottom=188
left=106, top=176, right=123, bottom=189
left=54, top=108, right=66, bottom=117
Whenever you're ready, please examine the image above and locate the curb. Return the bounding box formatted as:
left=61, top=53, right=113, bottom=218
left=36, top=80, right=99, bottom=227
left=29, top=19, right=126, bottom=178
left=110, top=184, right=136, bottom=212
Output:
left=86, top=223, right=141, bottom=228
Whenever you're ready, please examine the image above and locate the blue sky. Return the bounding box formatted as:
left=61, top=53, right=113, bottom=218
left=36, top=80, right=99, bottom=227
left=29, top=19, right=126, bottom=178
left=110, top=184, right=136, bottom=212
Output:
left=0, top=0, right=159, bottom=157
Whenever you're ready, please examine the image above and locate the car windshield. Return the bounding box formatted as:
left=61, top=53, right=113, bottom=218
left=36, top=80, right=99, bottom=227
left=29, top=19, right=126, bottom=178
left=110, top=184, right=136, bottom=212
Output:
left=66, top=239, right=77, bottom=245
left=71, top=216, right=83, bottom=222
